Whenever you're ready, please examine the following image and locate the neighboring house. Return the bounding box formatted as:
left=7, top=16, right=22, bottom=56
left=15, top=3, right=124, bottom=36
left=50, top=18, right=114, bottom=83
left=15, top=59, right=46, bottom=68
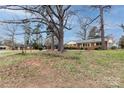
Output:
left=65, top=37, right=114, bottom=50
left=0, top=45, right=10, bottom=50
left=64, top=41, right=78, bottom=49
left=65, top=41, right=77, bottom=47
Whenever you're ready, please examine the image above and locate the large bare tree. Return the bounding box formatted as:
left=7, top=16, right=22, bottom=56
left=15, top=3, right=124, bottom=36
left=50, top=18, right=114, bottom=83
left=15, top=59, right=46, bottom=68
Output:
left=0, top=5, right=72, bottom=53
left=92, top=5, right=111, bottom=50
left=77, top=17, right=92, bottom=40
left=45, top=6, right=72, bottom=52
left=3, top=24, right=18, bottom=49
left=120, top=24, right=124, bottom=32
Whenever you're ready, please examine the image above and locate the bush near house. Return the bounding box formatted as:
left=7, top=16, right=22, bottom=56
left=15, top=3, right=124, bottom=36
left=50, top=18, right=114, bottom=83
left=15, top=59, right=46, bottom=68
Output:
left=111, top=46, right=117, bottom=50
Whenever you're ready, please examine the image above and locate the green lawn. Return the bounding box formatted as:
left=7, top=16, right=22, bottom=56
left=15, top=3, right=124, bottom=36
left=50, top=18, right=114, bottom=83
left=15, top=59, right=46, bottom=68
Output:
left=0, top=50, right=124, bottom=87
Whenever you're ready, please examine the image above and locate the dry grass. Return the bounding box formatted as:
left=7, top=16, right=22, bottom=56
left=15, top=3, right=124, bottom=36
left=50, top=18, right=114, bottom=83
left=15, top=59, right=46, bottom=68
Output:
left=0, top=50, right=124, bottom=87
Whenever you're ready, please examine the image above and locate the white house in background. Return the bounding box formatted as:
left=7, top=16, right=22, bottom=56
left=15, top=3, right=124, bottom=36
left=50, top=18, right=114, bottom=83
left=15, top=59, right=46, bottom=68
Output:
left=66, top=41, right=77, bottom=45
left=64, top=41, right=77, bottom=49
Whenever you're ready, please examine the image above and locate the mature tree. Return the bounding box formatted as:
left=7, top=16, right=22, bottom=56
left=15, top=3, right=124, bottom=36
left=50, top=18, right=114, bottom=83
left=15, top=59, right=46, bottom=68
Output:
left=45, top=5, right=72, bottom=52
left=77, top=17, right=91, bottom=40
left=0, top=36, right=3, bottom=45
left=120, top=24, right=124, bottom=32
left=3, top=24, right=18, bottom=49
left=76, top=6, right=103, bottom=41
left=0, top=41, right=2, bottom=45
left=22, top=20, right=32, bottom=51
left=119, top=24, right=124, bottom=48
left=44, top=32, right=58, bottom=50
left=32, top=23, right=43, bottom=49
left=46, top=23, right=55, bottom=50
left=92, top=5, right=111, bottom=50
left=119, top=36, right=124, bottom=49
left=88, top=26, right=100, bottom=39
left=0, top=5, right=72, bottom=53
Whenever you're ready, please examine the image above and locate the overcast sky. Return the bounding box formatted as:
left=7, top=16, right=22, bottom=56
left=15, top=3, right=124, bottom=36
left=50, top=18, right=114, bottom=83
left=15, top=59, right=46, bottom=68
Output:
left=0, top=5, right=124, bottom=44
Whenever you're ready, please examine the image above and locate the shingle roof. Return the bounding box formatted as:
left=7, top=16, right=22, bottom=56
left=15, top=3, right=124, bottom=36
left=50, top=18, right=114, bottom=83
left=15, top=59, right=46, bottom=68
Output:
left=76, top=38, right=108, bottom=43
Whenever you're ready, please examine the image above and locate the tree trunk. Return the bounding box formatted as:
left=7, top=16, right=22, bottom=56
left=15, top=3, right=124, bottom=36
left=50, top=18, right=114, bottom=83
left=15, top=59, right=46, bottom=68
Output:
left=12, top=34, right=14, bottom=50
left=51, top=32, right=54, bottom=51
left=58, top=31, right=64, bottom=53
left=57, top=8, right=64, bottom=53
left=58, top=37, right=64, bottom=53
left=84, top=29, right=87, bottom=40
left=100, top=6, right=106, bottom=50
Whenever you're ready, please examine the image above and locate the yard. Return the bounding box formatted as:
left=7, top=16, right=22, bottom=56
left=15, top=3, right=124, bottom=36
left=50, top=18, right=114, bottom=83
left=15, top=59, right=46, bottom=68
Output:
left=0, top=50, right=124, bottom=87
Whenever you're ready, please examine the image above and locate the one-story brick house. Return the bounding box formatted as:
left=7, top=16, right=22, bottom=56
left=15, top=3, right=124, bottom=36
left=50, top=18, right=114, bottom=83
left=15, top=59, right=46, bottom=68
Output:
left=65, top=37, right=115, bottom=50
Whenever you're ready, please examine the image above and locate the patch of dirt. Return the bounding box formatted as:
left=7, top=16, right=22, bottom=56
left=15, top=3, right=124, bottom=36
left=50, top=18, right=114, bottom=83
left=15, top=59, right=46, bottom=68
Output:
left=0, top=53, right=123, bottom=88
left=23, top=59, right=41, bottom=66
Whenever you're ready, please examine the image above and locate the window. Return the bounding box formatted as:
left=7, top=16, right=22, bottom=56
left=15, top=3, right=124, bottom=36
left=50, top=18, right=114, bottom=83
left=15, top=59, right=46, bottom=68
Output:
left=83, top=43, right=85, bottom=47
left=96, top=42, right=99, bottom=46
left=96, top=42, right=102, bottom=46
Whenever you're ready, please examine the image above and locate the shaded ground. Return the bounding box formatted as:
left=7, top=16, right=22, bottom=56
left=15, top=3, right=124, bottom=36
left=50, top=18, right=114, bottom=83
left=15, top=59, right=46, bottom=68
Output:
left=0, top=50, right=124, bottom=87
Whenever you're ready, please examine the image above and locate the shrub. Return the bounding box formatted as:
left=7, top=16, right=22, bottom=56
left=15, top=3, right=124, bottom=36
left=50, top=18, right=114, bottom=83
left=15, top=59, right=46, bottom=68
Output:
left=39, top=47, right=43, bottom=51
left=95, top=47, right=102, bottom=50
left=64, top=46, right=79, bottom=50
left=111, top=46, right=117, bottom=50
left=80, top=47, right=84, bottom=50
